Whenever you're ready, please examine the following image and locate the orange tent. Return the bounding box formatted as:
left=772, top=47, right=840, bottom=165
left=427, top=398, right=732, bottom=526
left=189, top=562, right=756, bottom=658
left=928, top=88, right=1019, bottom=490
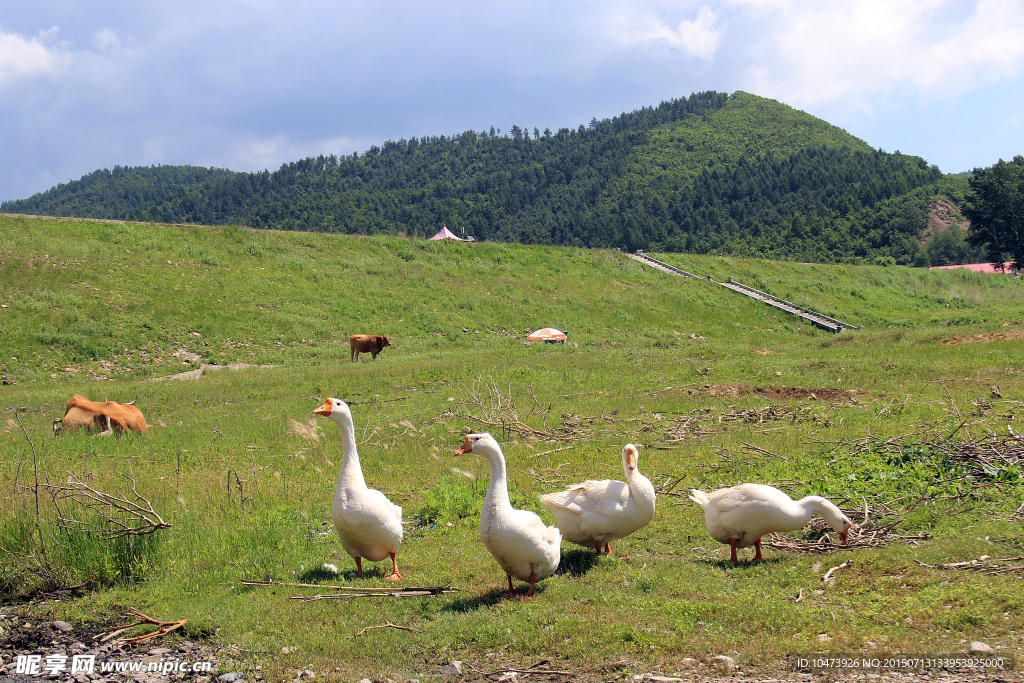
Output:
left=527, top=328, right=567, bottom=342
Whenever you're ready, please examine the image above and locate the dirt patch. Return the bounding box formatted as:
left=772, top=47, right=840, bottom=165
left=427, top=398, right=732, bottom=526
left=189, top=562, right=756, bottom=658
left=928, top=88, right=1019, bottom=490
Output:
left=942, top=330, right=1024, bottom=346
left=693, top=384, right=853, bottom=401
left=921, top=198, right=969, bottom=244
left=148, top=363, right=276, bottom=381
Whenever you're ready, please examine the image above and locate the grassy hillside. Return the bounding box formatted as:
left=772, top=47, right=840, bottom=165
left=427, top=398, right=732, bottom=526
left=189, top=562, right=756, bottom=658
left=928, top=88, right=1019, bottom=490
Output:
left=1, top=215, right=1023, bottom=681
left=2, top=92, right=953, bottom=264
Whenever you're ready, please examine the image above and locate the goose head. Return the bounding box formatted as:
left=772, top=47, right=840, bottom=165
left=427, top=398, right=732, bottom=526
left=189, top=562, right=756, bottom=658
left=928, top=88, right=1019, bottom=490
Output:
left=313, top=397, right=351, bottom=423
left=454, top=432, right=498, bottom=457
left=820, top=502, right=853, bottom=545
left=622, top=444, right=639, bottom=471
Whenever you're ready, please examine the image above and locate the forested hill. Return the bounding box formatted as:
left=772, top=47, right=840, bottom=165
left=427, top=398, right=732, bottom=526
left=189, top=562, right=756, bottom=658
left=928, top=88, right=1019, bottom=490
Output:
left=3, top=91, right=971, bottom=264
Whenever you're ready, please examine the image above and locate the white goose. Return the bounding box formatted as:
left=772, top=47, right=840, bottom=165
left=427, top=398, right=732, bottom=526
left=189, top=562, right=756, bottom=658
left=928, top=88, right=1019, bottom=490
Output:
left=454, top=433, right=561, bottom=597
left=540, top=444, right=656, bottom=555
left=313, top=397, right=403, bottom=580
left=689, top=483, right=852, bottom=563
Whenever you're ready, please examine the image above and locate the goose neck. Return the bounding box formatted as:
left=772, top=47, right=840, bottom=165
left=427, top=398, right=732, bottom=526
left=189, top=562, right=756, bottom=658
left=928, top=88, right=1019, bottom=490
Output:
left=480, top=445, right=511, bottom=509
left=334, top=413, right=366, bottom=490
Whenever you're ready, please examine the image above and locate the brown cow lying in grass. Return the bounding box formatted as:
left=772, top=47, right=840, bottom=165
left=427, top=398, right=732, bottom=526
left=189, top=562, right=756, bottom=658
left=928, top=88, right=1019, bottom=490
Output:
left=350, top=334, right=392, bottom=362
left=53, top=394, right=149, bottom=436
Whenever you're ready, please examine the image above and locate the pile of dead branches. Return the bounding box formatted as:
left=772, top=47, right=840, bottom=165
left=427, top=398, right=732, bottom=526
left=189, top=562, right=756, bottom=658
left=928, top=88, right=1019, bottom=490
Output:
left=916, top=554, right=1024, bottom=576
left=718, top=404, right=816, bottom=425
left=832, top=430, right=1022, bottom=482
left=933, top=433, right=1023, bottom=480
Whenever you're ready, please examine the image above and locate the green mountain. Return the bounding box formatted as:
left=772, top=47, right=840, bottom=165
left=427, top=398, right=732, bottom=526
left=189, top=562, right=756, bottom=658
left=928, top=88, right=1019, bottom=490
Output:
left=2, top=91, right=969, bottom=264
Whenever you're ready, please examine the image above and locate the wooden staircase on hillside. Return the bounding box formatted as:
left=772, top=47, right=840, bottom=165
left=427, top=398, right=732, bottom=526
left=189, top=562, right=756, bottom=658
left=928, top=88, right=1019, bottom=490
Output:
left=629, top=251, right=861, bottom=334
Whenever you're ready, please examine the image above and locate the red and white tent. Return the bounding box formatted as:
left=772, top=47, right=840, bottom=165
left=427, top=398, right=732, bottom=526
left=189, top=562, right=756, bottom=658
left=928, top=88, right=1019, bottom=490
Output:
left=527, top=328, right=567, bottom=342
left=429, top=223, right=468, bottom=241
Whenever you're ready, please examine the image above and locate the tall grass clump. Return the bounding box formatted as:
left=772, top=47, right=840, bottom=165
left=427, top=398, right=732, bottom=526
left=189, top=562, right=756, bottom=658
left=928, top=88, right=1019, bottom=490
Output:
left=416, top=474, right=487, bottom=525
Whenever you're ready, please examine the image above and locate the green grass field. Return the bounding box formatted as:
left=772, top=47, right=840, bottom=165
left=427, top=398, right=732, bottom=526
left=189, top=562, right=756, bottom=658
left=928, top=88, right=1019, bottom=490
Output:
left=1, top=215, right=1022, bottom=681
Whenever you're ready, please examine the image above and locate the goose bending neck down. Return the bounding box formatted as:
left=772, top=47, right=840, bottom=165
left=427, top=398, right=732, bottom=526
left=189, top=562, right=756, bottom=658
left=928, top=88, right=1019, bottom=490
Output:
left=689, top=483, right=852, bottom=563
left=314, top=397, right=403, bottom=581
left=455, top=433, right=561, bottom=597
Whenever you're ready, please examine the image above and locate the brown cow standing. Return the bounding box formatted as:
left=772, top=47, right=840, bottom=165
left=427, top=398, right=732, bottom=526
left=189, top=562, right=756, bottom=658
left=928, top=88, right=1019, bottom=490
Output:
left=53, top=394, right=149, bottom=436
left=350, top=334, right=392, bottom=362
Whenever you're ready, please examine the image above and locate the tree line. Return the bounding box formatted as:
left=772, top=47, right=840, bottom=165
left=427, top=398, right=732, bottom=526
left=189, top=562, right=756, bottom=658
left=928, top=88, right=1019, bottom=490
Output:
left=3, top=91, right=990, bottom=266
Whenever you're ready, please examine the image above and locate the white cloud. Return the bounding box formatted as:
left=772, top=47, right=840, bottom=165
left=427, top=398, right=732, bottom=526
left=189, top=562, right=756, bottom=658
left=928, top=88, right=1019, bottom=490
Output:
left=611, top=4, right=723, bottom=61
left=91, top=28, right=120, bottom=53
left=225, top=134, right=376, bottom=173
left=0, top=28, right=69, bottom=85
left=732, top=0, right=1024, bottom=112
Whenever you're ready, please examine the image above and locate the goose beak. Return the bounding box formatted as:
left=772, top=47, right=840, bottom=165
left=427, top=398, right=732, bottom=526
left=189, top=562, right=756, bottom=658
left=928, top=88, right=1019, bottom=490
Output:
left=313, top=398, right=333, bottom=416
left=624, top=445, right=638, bottom=470
left=839, top=527, right=850, bottom=545
left=454, top=435, right=473, bottom=455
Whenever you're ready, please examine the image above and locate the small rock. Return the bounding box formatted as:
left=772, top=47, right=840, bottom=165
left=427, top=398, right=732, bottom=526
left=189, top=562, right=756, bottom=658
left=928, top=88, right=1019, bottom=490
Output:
left=644, top=677, right=684, bottom=682
left=52, top=621, right=73, bottom=632
left=970, top=641, right=995, bottom=654
left=218, top=673, right=243, bottom=683
left=357, top=679, right=372, bottom=683
left=497, top=673, right=518, bottom=682
left=817, top=633, right=831, bottom=643
left=440, top=660, right=463, bottom=676
left=712, top=655, right=736, bottom=672
left=148, top=647, right=172, bottom=656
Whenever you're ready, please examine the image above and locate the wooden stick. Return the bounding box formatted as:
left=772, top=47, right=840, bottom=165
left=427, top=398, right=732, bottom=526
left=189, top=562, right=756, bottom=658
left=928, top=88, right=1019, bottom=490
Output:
left=242, top=579, right=456, bottom=593
left=463, top=660, right=573, bottom=677
left=291, top=589, right=452, bottom=601
left=822, top=560, right=851, bottom=582
left=354, top=622, right=419, bottom=637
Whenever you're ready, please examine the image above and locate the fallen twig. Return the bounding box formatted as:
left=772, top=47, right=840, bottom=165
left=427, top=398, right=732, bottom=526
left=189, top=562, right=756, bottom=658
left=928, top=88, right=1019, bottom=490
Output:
left=291, top=588, right=455, bottom=601
left=463, top=659, right=573, bottom=678
left=242, top=579, right=458, bottom=596
left=99, top=608, right=187, bottom=644
left=822, top=560, right=851, bottom=582
left=915, top=555, right=1024, bottom=576
left=354, top=622, right=419, bottom=637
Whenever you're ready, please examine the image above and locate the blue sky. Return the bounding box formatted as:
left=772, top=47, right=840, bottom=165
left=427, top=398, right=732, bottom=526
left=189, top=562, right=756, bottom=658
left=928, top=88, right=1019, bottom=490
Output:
left=2, top=0, right=1023, bottom=202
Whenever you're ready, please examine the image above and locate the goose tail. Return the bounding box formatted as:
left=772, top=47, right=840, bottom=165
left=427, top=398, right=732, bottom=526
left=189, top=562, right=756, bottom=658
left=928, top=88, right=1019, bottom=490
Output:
left=688, top=489, right=710, bottom=508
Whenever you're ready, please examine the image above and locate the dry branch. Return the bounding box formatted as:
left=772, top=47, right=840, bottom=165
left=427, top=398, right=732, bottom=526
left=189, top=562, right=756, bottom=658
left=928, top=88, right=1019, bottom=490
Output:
left=354, top=622, right=419, bottom=637
left=822, top=560, right=852, bottom=582
left=46, top=474, right=172, bottom=538
left=915, top=555, right=1024, bottom=576
left=100, top=608, right=186, bottom=644
left=290, top=588, right=456, bottom=601
left=464, top=659, right=573, bottom=678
